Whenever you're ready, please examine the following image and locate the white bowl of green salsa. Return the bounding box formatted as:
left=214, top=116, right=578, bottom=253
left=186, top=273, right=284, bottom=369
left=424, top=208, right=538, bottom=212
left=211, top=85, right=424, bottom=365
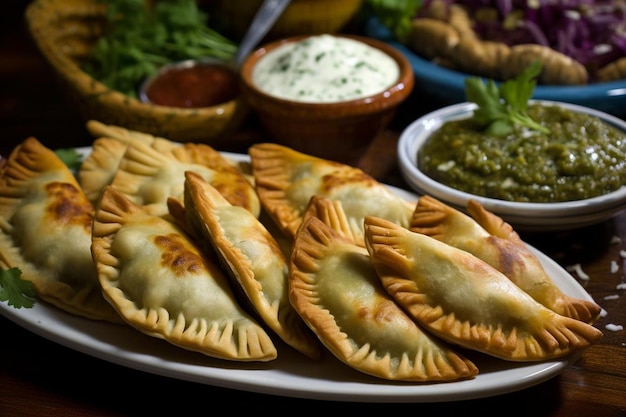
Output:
left=398, top=100, right=626, bottom=231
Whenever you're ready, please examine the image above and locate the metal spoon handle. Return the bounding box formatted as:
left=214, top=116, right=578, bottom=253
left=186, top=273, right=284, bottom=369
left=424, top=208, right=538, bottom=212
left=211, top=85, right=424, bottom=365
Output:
left=234, top=0, right=292, bottom=66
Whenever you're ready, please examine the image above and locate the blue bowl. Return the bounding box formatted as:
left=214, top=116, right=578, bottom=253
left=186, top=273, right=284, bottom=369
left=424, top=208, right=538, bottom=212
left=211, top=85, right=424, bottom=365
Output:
left=366, top=18, right=626, bottom=118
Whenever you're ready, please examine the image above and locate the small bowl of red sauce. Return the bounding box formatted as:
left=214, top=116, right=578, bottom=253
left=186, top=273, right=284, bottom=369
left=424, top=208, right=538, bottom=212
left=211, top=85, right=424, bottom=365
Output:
left=140, top=58, right=240, bottom=108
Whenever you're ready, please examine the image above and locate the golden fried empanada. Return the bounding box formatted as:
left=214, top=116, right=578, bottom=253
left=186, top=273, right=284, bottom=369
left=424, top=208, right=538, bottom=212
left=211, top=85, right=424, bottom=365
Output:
left=410, top=196, right=601, bottom=323
left=91, top=186, right=277, bottom=361
left=249, top=143, right=414, bottom=245
left=86, top=120, right=174, bottom=148
left=178, top=171, right=322, bottom=359
left=289, top=196, right=478, bottom=381
left=108, top=141, right=260, bottom=218
left=79, top=135, right=178, bottom=204
left=0, top=137, right=120, bottom=323
left=364, top=216, right=603, bottom=361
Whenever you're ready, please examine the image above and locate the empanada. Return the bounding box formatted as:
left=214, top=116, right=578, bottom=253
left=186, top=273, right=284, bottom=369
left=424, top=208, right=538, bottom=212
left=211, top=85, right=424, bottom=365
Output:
left=86, top=120, right=174, bottom=148
left=289, top=196, right=478, bottom=381
left=91, top=186, right=277, bottom=361
left=249, top=143, right=415, bottom=245
left=410, top=196, right=601, bottom=323
left=177, top=171, right=322, bottom=359
left=0, top=137, right=120, bottom=323
left=79, top=136, right=178, bottom=204
left=364, top=216, right=603, bottom=361
left=107, top=140, right=260, bottom=218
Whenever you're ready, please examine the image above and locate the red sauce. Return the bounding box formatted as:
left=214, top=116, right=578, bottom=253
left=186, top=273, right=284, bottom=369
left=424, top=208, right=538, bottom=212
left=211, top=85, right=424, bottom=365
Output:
left=144, top=62, right=240, bottom=108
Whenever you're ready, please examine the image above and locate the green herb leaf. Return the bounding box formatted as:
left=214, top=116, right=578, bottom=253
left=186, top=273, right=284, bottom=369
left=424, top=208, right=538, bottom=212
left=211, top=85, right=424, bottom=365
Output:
left=55, top=148, right=83, bottom=171
left=364, top=0, right=423, bottom=43
left=0, top=267, right=36, bottom=309
left=465, top=61, right=551, bottom=136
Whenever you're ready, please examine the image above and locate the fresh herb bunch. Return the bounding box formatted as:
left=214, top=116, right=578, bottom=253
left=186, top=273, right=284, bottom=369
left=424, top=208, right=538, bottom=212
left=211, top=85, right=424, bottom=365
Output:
left=465, top=61, right=551, bottom=137
left=83, top=0, right=238, bottom=98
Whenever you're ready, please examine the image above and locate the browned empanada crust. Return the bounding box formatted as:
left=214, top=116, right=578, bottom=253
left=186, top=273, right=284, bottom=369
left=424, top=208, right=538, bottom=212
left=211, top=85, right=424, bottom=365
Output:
left=86, top=120, right=174, bottom=151
left=79, top=137, right=132, bottom=204
left=249, top=143, right=414, bottom=244
left=288, top=196, right=478, bottom=381
left=107, top=140, right=259, bottom=218
left=466, top=199, right=601, bottom=323
left=465, top=199, right=522, bottom=241
left=180, top=171, right=322, bottom=360
left=80, top=122, right=180, bottom=204
left=410, top=196, right=601, bottom=324
left=365, top=215, right=603, bottom=362
left=172, top=144, right=260, bottom=217
left=92, top=186, right=277, bottom=361
left=0, top=137, right=121, bottom=323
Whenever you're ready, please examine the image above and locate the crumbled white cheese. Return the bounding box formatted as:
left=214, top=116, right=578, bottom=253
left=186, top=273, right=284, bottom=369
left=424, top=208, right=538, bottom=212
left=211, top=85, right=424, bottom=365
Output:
left=566, top=263, right=590, bottom=280
left=617, top=282, right=626, bottom=290
left=620, top=250, right=626, bottom=258
left=611, top=235, right=622, bottom=245
left=437, top=160, right=455, bottom=172
left=564, top=9, right=581, bottom=20
left=611, top=260, right=619, bottom=273
left=501, top=177, right=516, bottom=189
left=594, top=44, right=613, bottom=55
left=600, top=308, right=608, bottom=318
left=604, top=294, right=620, bottom=300
left=605, top=323, right=624, bottom=332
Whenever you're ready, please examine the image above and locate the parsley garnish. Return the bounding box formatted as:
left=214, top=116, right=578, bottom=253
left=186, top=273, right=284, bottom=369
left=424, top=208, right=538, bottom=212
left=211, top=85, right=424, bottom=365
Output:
left=465, top=61, right=550, bottom=137
left=0, top=267, right=36, bottom=309
left=55, top=148, right=83, bottom=171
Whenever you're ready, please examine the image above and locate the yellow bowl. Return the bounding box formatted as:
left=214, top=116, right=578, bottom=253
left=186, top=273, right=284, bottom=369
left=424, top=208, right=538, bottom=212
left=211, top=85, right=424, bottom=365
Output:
left=211, top=0, right=364, bottom=41
left=25, top=0, right=249, bottom=143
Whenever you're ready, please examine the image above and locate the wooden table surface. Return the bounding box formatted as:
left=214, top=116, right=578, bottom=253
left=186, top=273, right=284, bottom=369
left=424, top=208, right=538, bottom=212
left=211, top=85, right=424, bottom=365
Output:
left=1, top=2, right=625, bottom=416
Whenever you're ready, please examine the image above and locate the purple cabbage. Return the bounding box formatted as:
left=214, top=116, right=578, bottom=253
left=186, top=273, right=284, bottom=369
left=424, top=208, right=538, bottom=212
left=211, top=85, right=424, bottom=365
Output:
left=418, top=0, right=626, bottom=80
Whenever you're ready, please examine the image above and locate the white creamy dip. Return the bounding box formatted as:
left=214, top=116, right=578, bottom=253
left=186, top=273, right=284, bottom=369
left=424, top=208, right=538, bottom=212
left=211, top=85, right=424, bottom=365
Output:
left=252, top=34, right=400, bottom=103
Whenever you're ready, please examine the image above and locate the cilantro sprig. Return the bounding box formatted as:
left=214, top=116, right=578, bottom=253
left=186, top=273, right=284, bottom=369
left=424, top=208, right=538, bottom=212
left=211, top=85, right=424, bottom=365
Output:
left=465, top=61, right=551, bottom=137
left=0, top=267, right=36, bottom=309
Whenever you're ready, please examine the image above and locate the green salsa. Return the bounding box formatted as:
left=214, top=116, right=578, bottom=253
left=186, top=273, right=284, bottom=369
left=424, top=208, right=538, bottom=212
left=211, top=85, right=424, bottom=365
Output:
left=418, top=104, right=626, bottom=202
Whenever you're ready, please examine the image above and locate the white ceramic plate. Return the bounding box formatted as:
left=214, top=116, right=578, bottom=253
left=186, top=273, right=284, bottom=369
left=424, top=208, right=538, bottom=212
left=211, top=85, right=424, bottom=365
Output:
left=0, top=151, right=594, bottom=403
left=398, top=101, right=626, bottom=231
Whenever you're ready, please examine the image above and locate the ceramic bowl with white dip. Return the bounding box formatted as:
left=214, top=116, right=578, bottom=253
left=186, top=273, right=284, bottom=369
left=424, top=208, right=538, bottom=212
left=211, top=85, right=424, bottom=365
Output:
left=240, top=33, right=414, bottom=165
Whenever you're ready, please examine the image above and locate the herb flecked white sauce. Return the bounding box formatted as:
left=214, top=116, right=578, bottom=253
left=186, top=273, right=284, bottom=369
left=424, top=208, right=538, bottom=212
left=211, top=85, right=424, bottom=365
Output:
left=252, top=35, right=399, bottom=103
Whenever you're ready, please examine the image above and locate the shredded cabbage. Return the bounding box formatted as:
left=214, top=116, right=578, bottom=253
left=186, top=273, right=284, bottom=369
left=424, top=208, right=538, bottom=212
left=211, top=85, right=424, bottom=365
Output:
left=418, top=0, right=626, bottom=80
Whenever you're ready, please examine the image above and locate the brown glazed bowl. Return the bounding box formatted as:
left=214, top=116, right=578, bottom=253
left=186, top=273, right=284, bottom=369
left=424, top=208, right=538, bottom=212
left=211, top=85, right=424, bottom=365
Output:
left=240, top=34, right=414, bottom=164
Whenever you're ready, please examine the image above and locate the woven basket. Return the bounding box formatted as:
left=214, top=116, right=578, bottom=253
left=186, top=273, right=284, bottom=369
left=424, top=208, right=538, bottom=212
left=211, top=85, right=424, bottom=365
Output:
left=25, top=0, right=249, bottom=143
